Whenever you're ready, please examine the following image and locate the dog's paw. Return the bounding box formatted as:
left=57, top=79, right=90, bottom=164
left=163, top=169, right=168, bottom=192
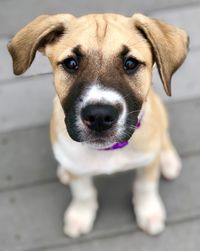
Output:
left=134, top=194, right=166, bottom=235
left=63, top=199, right=98, bottom=238
left=57, top=166, right=71, bottom=185
left=161, top=149, right=182, bottom=180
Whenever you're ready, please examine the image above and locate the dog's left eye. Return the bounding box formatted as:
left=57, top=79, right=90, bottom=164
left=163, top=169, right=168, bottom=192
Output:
left=123, top=57, right=140, bottom=74
left=61, top=57, right=79, bottom=73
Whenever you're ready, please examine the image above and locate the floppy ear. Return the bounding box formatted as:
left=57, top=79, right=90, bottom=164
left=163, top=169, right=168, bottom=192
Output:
left=8, top=14, right=73, bottom=75
left=132, top=14, right=189, bottom=96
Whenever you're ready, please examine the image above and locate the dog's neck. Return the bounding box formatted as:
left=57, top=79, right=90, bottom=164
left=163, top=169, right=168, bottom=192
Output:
left=102, top=105, right=145, bottom=151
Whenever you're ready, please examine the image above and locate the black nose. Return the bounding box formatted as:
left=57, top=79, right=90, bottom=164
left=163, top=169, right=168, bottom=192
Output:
left=81, top=104, right=119, bottom=132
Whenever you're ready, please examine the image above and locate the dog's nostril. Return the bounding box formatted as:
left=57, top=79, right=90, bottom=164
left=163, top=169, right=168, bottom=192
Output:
left=81, top=104, right=119, bottom=132
left=83, top=115, right=96, bottom=126
left=104, top=115, right=114, bottom=123
left=88, top=115, right=95, bottom=123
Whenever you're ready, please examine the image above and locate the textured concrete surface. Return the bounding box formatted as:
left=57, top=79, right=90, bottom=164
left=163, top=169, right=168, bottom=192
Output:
left=0, top=74, right=54, bottom=132
left=0, top=1, right=199, bottom=251
left=51, top=219, right=200, bottom=251
left=0, top=154, right=200, bottom=251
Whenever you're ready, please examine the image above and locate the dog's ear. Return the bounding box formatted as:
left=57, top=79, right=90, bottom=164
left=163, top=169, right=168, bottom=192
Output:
left=132, top=14, right=189, bottom=96
left=8, top=14, right=74, bottom=75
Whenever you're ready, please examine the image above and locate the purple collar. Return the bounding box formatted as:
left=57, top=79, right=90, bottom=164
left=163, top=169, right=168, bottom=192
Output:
left=103, top=141, right=128, bottom=150
left=102, top=109, right=144, bottom=151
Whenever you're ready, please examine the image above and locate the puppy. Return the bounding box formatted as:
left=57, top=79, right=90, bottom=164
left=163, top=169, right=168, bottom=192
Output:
left=8, top=13, right=189, bottom=238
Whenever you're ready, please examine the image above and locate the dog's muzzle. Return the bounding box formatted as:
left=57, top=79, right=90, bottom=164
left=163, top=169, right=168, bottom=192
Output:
left=63, top=83, right=142, bottom=147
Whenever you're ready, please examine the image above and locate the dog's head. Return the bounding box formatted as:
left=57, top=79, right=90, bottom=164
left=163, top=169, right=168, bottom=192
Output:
left=8, top=13, right=189, bottom=148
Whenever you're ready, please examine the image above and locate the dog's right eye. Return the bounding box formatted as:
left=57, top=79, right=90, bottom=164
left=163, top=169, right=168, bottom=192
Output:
left=123, top=57, right=140, bottom=74
left=61, top=57, right=79, bottom=73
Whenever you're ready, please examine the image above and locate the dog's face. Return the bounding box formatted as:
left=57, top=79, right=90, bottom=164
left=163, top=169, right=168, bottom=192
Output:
left=50, top=14, right=153, bottom=147
left=8, top=13, right=189, bottom=148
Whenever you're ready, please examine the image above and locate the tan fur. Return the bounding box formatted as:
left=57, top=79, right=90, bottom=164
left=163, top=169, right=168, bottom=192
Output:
left=143, top=154, right=160, bottom=182
left=131, top=89, right=168, bottom=152
left=8, top=13, right=188, bottom=236
left=50, top=114, right=57, bottom=144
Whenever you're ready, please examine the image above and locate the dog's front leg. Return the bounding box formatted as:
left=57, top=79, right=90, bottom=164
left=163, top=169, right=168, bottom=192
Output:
left=133, top=155, right=166, bottom=235
left=64, top=176, right=98, bottom=238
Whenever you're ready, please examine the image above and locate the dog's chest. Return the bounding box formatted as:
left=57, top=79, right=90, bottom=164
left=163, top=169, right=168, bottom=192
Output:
left=53, top=134, right=156, bottom=176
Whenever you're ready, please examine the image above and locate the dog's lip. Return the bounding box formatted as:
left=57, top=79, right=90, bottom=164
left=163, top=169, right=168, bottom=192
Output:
left=83, top=138, right=116, bottom=150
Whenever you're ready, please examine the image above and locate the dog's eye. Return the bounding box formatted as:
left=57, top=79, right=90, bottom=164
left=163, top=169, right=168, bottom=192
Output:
left=123, top=57, right=140, bottom=74
left=61, top=57, right=79, bottom=73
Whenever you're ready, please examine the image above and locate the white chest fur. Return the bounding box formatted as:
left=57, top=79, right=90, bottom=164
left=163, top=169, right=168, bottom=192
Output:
left=53, top=133, right=156, bottom=176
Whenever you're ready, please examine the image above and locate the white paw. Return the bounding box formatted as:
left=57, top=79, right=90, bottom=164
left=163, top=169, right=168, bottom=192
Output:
left=63, top=199, right=98, bottom=238
left=134, top=194, right=166, bottom=235
left=161, top=150, right=182, bottom=180
left=57, top=166, right=70, bottom=185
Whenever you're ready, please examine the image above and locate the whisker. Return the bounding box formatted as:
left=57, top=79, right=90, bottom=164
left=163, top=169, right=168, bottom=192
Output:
left=127, top=109, right=141, bottom=115
left=123, top=93, right=131, bottom=99
left=127, top=125, right=137, bottom=130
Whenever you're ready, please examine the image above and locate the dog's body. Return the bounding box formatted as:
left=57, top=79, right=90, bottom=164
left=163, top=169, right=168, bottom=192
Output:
left=8, top=13, right=188, bottom=238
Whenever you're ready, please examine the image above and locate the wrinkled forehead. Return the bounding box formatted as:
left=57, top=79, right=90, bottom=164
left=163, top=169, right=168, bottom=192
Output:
left=48, top=14, right=151, bottom=62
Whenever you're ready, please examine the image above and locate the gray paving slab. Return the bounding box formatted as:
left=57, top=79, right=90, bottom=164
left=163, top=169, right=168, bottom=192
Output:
left=51, top=218, right=200, bottom=251
left=0, top=126, right=56, bottom=191
left=0, top=74, right=55, bottom=132
left=0, top=97, right=199, bottom=190
left=0, top=0, right=198, bottom=37
left=167, top=97, right=200, bottom=156
left=0, top=154, right=199, bottom=251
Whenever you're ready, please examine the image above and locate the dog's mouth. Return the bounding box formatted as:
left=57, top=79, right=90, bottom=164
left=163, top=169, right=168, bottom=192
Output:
left=82, top=134, right=126, bottom=150
left=83, top=138, right=116, bottom=150
left=84, top=139, right=129, bottom=150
